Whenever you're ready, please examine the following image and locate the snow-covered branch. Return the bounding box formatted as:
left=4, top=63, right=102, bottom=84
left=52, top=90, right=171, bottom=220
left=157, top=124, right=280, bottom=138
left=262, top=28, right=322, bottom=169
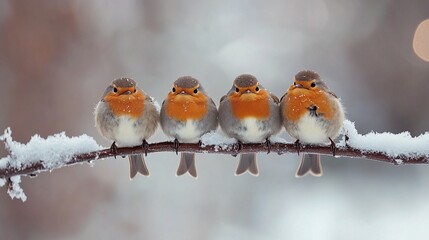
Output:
left=1, top=120, right=428, bottom=201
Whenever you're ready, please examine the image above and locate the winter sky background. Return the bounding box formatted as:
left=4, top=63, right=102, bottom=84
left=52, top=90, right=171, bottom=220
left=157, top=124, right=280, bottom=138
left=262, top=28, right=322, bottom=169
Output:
left=0, top=0, right=429, bottom=239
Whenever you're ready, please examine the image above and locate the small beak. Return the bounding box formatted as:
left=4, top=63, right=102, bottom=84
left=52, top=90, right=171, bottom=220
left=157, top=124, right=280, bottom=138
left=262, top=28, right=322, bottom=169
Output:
left=179, top=90, right=188, bottom=95
left=293, top=84, right=304, bottom=89
left=244, top=89, right=252, bottom=94
left=120, top=90, right=132, bottom=95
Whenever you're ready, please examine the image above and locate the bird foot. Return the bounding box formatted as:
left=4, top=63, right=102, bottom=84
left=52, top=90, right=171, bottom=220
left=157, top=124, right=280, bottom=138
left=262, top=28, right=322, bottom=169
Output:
left=344, top=134, right=350, bottom=147
left=110, top=141, right=119, bottom=158
left=232, top=140, right=243, bottom=157
left=265, top=138, right=272, bottom=154
left=142, top=139, right=149, bottom=156
left=329, top=138, right=337, bottom=157
left=294, top=139, right=301, bottom=156
left=173, top=139, right=180, bottom=155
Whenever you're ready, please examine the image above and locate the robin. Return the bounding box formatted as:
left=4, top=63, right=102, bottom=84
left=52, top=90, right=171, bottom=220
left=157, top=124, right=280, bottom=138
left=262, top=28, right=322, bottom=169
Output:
left=160, top=76, right=218, bottom=178
left=280, top=70, right=345, bottom=177
left=95, top=77, right=159, bottom=179
left=219, top=74, right=282, bottom=176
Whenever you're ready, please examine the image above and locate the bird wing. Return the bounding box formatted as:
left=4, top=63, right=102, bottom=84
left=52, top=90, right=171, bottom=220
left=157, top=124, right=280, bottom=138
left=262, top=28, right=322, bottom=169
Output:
left=209, top=97, right=217, bottom=107
left=327, top=91, right=338, bottom=98
left=279, top=92, right=288, bottom=102
left=270, top=93, right=280, bottom=104
left=220, top=94, right=227, bottom=104
left=145, top=95, right=154, bottom=102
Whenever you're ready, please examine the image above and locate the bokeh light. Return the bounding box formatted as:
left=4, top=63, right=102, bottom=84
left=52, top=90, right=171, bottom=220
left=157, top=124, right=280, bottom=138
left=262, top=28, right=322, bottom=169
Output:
left=413, top=19, right=429, bottom=62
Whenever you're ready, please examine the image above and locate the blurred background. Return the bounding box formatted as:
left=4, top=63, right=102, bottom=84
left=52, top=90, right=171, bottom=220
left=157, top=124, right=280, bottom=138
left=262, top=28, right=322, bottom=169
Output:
left=0, top=0, right=428, bottom=239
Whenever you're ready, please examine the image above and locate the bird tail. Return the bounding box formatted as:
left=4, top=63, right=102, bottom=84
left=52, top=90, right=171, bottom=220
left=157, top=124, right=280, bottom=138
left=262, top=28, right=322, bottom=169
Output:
left=176, top=152, right=197, bottom=178
left=235, top=153, right=259, bottom=176
left=128, top=154, right=150, bottom=179
left=296, top=154, right=323, bottom=177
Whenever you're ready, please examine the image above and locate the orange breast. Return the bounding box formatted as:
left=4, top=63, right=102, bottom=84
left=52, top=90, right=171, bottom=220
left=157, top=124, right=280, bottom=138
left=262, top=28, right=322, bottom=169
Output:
left=284, top=88, right=334, bottom=122
left=104, top=92, right=145, bottom=118
left=229, top=91, right=270, bottom=120
left=165, top=94, right=208, bottom=121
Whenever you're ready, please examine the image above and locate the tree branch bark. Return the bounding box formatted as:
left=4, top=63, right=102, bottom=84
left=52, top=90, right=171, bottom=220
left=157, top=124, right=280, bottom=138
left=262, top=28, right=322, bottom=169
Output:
left=1, top=141, right=428, bottom=179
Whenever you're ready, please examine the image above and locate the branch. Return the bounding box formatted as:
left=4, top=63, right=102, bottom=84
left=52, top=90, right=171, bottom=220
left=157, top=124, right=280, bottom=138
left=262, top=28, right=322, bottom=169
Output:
left=1, top=141, right=428, bottom=179
left=1, top=119, right=428, bottom=201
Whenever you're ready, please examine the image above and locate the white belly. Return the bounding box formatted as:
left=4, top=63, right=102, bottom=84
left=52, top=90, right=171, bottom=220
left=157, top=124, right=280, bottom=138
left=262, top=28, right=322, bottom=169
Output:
left=239, top=118, right=267, bottom=143
left=176, top=120, right=203, bottom=143
left=296, top=114, right=329, bottom=144
left=114, top=116, right=143, bottom=147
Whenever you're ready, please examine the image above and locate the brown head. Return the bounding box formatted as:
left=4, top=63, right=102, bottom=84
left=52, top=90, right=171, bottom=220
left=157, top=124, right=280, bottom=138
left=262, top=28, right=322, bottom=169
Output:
left=227, top=74, right=268, bottom=100
left=102, top=77, right=146, bottom=118
left=167, top=76, right=207, bottom=98
left=234, top=74, right=258, bottom=88
left=227, top=74, right=270, bottom=119
left=289, top=70, right=329, bottom=92
left=102, top=78, right=140, bottom=98
left=284, top=70, right=335, bottom=122
left=165, top=76, right=208, bottom=121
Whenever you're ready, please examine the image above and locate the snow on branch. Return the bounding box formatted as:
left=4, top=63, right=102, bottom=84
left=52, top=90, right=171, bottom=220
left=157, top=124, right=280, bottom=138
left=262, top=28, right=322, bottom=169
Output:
left=1, top=120, right=429, bottom=201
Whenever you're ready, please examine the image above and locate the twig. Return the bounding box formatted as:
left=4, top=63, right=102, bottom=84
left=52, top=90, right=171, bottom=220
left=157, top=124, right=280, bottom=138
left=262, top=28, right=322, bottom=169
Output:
left=1, top=141, right=428, bottom=179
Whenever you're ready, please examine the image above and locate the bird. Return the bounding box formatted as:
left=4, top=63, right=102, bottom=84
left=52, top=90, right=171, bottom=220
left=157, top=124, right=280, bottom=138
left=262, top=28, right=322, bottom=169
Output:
left=94, top=77, right=159, bottom=179
left=280, top=70, right=345, bottom=177
left=160, top=76, right=218, bottom=178
left=218, top=74, right=282, bottom=176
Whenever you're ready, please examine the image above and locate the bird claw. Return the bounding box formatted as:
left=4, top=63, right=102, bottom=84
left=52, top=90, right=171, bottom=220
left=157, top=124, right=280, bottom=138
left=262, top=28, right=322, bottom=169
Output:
left=142, top=139, right=149, bottom=156
left=110, top=141, right=119, bottom=158
left=344, top=134, right=350, bottom=147
left=7, top=178, right=13, bottom=191
left=294, top=140, right=301, bottom=156
left=173, top=139, right=180, bottom=155
left=329, top=138, right=337, bottom=157
left=234, top=140, right=243, bottom=156
left=265, top=138, right=272, bottom=154
left=237, top=140, right=243, bottom=152
left=198, top=140, right=203, bottom=147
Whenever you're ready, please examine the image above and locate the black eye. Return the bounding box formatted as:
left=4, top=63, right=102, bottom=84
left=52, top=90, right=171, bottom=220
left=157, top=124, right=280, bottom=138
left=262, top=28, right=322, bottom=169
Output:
left=293, top=82, right=296, bottom=85
left=172, top=87, right=176, bottom=92
left=134, top=88, right=137, bottom=93
left=113, top=87, right=118, bottom=93
left=236, top=88, right=239, bottom=92
left=255, top=87, right=259, bottom=91
left=311, top=82, right=316, bottom=88
left=193, top=89, right=198, bottom=94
